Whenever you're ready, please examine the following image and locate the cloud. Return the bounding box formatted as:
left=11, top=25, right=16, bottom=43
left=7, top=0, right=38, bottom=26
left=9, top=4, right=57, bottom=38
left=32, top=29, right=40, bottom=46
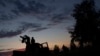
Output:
left=0, top=14, right=13, bottom=21
left=31, top=27, right=48, bottom=32
left=14, top=0, right=46, bottom=14
left=51, top=13, right=69, bottom=23
left=0, top=29, right=23, bottom=38
left=0, top=0, right=47, bottom=22
left=0, top=22, right=45, bottom=38
left=11, top=10, right=19, bottom=15
left=20, top=22, right=49, bottom=32
left=20, top=22, right=41, bottom=31
left=0, top=0, right=81, bottom=39
left=14, top=0, right=30, bottom=13
left=0, top=48, right=13, bottom=52
left=27, top=0, right=46, bottom=13
left=0, top=0, right=6, bottom=7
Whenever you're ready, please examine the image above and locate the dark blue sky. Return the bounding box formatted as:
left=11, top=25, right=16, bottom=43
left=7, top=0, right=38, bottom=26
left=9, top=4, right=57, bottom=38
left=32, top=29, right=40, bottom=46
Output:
left=0, top=0, right=100, bottom=52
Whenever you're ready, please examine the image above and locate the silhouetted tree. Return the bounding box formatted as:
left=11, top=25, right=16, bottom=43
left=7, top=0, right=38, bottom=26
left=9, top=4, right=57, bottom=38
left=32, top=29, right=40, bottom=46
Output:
left=70, top=36, right=77, bottom=51
left=70, top=0, right=100, bottom=53
left=53, top=45, right=60, bottom=56
left=61, top=45, right=69, bottom=56
left=62, top=45, right=69, bottom=52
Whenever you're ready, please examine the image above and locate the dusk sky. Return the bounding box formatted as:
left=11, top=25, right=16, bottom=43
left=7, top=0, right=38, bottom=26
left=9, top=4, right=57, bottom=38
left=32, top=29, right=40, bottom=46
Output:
left=0, top=0, right=100, bottom=53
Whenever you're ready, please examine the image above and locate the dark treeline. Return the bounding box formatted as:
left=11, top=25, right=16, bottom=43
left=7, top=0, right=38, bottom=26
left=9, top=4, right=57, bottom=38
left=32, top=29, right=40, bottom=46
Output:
left=12, top=0, right=100, bottom=56
left=69, top=0, right=100, bottom=56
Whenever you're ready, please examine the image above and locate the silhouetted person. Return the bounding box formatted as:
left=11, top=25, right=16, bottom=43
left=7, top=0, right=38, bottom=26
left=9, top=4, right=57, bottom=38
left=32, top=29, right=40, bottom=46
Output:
left=21, top=35, right=31, bottom=51
left=20, top=35, right=31, bottom=56
left=31, top=37, right=35, bottom=44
